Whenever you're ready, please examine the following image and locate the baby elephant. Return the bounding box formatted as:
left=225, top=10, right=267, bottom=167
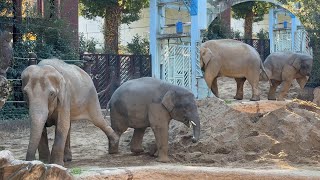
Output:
left=262, top=52, right=313, bottom=101
left=108, top=77, right=200, bottom=162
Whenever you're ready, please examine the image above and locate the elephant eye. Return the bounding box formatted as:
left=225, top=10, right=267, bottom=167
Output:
left=49, top=91, right=56, bottom=98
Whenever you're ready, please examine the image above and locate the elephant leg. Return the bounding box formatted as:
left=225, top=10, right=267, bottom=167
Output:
left=211, top=77, right=219, bottom=97
left=296, top=76, right=308, bottom=89
left=130, top=128, right=146, bottom=153
left=50, top=120, right=70, bottom=165
left=148, top=103, right=171, bottom=162
left=234, top=78, right=246, bottom=100
left=278, top=80, right=292, bottom=101
left=38, top=127, right=50, bottom=163
left=268, top=80, right=281, bottom=100
left=63, top=125, right=72, bottom=162
left=247, top=72, right=260, bottom=101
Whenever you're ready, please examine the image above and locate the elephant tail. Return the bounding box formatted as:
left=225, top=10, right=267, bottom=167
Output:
left=259, top=61, right=270, bottom=83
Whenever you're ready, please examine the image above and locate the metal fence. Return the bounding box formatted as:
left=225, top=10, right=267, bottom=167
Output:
left=236, top=39, right=271, bottom=61
left=0, top=54, right=152, bottom=121
left=81, top=54, right=152, bottom=108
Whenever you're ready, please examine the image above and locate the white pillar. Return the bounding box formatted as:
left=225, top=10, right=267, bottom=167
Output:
left=291, top=14, right=297, bottom=52
left=269, top=9, right=274, bottom=53
left=190, top=0, right=199, bottom=97
left=150, top=0, right=160, bottom=78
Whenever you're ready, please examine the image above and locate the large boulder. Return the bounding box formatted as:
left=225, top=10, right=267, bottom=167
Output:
left=0, top=150, right=74, bottom=180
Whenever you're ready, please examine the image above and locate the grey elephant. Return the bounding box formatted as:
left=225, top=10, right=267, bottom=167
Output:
left=21, top=59, right=119, bottom=166
left=0, top=30, right=13, bottom=77
left=108, top=77, right=200, bottom=162
left=261, top=52, right=313, bottom=101
left=200, top=39, right=268, bottom=101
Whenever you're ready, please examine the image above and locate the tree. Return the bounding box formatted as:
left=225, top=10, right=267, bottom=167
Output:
left=232, top=2, right=274, bottom=39
left=79, top=0, right=149, bottom=54
left=126, top=34, right=149, bottom=55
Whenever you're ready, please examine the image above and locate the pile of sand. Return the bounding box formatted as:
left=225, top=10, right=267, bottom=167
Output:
left=164, top=97, right=320, bottom=165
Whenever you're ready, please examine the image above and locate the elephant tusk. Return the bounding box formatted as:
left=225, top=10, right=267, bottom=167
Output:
left=191, top=121, right=196, bottom=126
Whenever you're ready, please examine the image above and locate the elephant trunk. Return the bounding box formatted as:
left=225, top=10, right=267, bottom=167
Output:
left=26, top=102, right=48, bottom=161
left=190, top=114, right=200, bottom=143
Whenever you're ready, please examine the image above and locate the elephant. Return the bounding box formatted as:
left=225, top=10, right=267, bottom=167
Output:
left=200, top=39, right=268, bottom=101
left=0, top=30, right=13, bottom=77
left=108, top=77, right=200, bottom=162
left=261, top=52, right=313, bottom=101
left=21, top=58, right=119, bottom=166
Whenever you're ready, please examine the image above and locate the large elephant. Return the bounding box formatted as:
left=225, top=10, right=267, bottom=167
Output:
left=21, top=59, right=119, bottom=166
left=200, top=39, right=268, bottom=101
left=108, top=77, right=200, bottom=162
left=262, top=52, right=313, bottom=101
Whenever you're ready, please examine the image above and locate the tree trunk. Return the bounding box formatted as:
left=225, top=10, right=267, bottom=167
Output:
left=12, top=0, right=22, bottom=45
left=244, top=10, right=254, bottom=39
left=104, top=5, right=120, bottom=54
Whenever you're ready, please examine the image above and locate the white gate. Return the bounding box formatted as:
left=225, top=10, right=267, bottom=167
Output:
left=161, top=43, right=192, bottom=89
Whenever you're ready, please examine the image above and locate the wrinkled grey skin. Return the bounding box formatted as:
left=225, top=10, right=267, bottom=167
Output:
left=0, top=31, right=12, bottom=77
left=108, top=77, right=200, bottom=162
left=200, top=39, right=268, bottom=101
left=22, top=59, right=119, bottom=166
left=262, top=52, right=313, bottom=101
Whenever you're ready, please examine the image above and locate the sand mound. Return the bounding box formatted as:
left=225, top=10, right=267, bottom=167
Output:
left=166, top=98, right=320, bottom=165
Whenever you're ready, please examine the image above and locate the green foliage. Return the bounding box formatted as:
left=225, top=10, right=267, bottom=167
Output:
left=79, top=0, right=149, bottom=24
left=256, top=29, right=269, bottom=39
left=232, top=2, right=274, bottom=22
left=126, top=34, right=149, bottom=55
left=204, top=18, right=231, bottom=40
left=70, top=167, right=82, bottom=175
left=79, top=33, right=98, bottom=53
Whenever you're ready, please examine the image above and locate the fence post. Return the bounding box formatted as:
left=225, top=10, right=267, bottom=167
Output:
left=82, top=56, right=94, bottom=74
left=28, top=52, right=38, bottom=65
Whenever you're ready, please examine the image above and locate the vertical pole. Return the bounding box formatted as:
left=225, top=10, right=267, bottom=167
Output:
left=291, top=14, right=297, bottom=52
left=191, top=0, right=199, bottom=97
left=150, top=0, right=160, bottom=78
left=269, top=9, right=274, bottom=53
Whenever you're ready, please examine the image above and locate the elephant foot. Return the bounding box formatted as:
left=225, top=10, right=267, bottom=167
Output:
left=157, top=156, right=170, bottom=163
left=131, top=148, right=144, bottom=154
left=268, top=96, right=276, bottom=100
left=250, top=96, right=260, bottom=101
left=277, top=97, right=285, bottom=101
left=108, top=134, right=120, bottom=154
left=63, top=155, right=72, bottom=162
left=234, top=95, right=243, bottom=100
left=50, top=159, right=64, bottom=166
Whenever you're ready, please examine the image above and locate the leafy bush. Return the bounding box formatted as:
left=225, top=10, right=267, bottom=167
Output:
left=126, top=34, right=149, bottom=55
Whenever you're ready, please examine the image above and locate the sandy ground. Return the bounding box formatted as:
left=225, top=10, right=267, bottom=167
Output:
left=1, top=77, right=319, bottom=179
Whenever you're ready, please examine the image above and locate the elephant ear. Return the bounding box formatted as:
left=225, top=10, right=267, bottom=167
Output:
left=161, top=90, right=175, bottom=112
left=57, top=76, right=70, bottom=108
left=292, top=55, right=301, bottom=70
left=200, top=47, right=213, bottom=67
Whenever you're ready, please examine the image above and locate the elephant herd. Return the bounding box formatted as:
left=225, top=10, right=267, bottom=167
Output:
left=21, top=39, right=313, bottom=166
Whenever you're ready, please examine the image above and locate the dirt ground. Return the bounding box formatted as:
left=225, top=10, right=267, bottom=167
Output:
left=1, top=77, right=320, bottom=178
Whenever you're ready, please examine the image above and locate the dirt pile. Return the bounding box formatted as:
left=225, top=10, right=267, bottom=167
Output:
left=167, top=97, right=320, bottom=165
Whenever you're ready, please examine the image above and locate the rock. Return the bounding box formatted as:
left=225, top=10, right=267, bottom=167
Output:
left=0, top=150, right=74, bottom=180
left=0, top=75, right=10, bottom=109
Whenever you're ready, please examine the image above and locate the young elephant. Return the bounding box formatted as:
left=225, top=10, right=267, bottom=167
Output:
left=22, top=59, right=119, bottom=166
left=262, top=52, right=313, bottom=101
left=200, top=39, right=268, bottom=101
left=108, top=77, right=200, bottom=162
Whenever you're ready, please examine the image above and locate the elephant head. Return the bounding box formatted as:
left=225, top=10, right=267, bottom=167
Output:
left=162, top=88, right=200, bottom=143
left=292, top=54, right=313, bottom=77
left=22, top=65, right=67, bottom=160
left=200, top=47, right=214, bottom=71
